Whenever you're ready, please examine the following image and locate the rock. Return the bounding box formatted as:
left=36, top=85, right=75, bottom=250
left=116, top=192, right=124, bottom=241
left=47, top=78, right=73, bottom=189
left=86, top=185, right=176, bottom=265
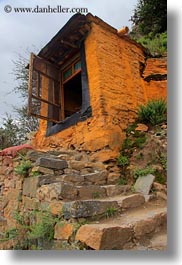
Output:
left=54, top=223, right=74, bottom=240
left=107, top=172, right=120, bottom=184
left=23, top=176, right=40, bottom=198
left=103, top=185, right=130, bottom=197
left=134, top=211, right=166, bottom=239
left=161, top=124, right=167, bottom=130
left=16, top=180, right=23, bottom=190
left=153, top=182, right=167, bottom=193
left=83, top=171, right=107, bottom=185
left=89, top=149, right=118, bottom=163
left=36, top=183, right=77, bottom=201
left=69, top=161, right=88, bottom=171
left=144, top=194, right=155, bottom=202
left=80, top=168, right=94, bottom=175
left=156, top=191, right=167, bottom=201
left=135, top=123, right=148, bottom=132
left=76, top=224, right=133, bottom=250
left=77, top=185, right=106, bottom=199
left=134, top=218, right=156, bottom=239
left=134, top=174, right=155, bottom=195
left=63, top=200, right=119, bottom=219
left=60, top=183, right=78, bottom=200
left=36, top=183, right=62, bottom=201
left=6, top=189, right=21, bottom=201
left=149, top=232, right=167, bottom=250
left=23, top=175, right=61, bottom=198
left=0, top=215, right=7, bottom=226
left=4, top=200, right=19, bottom=222
left=32, top=166, right=54, bottom=175
left=57, top=154, right=70, bottom=160
left=74, top=154, right=84, bottom=161
left=62, top=174, right=85, bottom=185
left=38, top=175, right=62, bottom=186
left=109, top=166, right=121, bottom=173
left=118, top=194, right=145, bottom=209
left=22, top=196, right=39, bottom=210
left=48, top=202, right=63, bottom=215
left=35, top=157, right=68, bottom=170
left=26, top=150, right=47, bottom=161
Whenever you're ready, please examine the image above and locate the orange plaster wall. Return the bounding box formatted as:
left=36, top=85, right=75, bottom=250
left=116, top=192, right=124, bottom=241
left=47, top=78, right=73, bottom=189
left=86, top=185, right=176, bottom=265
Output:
left=32, top=21, right=167, bottom=155
left=142, top=57, right=167, bottom=101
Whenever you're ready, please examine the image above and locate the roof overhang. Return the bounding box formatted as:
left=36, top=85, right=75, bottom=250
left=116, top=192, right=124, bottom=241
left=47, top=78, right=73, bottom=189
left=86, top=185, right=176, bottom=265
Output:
left=38, top=13, right=91, bottom=67
left=28, top=13, right=149, bottom=69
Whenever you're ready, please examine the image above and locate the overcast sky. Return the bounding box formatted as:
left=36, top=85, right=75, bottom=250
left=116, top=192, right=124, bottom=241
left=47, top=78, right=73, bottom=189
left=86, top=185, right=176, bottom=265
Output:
left=0, top=0, right=138, bottom=125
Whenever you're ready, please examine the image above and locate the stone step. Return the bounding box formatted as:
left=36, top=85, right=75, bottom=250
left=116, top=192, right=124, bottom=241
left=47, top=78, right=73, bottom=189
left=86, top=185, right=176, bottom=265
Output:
left=75, top=205, right=167, bottom=250
left=60, top=170, right=108, bottom=186
left=148, top=230, right=167, bottom=250
left=62, top=193, right=145, bottom=219
left=131, top=229, right=167, bottom=250
left=76, top=184, right=131, bottom=199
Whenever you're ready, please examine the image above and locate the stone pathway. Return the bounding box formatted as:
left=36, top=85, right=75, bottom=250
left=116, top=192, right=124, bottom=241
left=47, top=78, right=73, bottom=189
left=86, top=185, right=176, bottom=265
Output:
left=0, top=148, right=167, bottom=250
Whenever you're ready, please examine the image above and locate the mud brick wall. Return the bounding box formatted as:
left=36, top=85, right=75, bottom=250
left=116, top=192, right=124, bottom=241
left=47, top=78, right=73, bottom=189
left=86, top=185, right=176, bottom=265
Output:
left=32, top=18, right=167, bottom=157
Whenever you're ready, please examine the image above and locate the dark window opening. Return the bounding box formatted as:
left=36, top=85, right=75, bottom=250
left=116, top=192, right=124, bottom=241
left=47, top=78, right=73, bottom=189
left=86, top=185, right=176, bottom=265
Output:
left=64, top=72, right=82, bottom=118
left=28, top=43, right=92, bottom=136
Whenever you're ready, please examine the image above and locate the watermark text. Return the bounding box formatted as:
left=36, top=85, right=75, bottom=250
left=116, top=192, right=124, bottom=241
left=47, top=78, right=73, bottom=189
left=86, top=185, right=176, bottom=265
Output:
left=4, top=5, right=88, bottom=14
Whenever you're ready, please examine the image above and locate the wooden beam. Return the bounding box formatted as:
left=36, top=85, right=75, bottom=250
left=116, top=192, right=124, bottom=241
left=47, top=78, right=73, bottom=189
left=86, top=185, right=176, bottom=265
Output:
left=30, top=112, right=61, bottom=123
left=32, top=95, right=60, bottom=108
left=28, top=53, right=34, bottom=116
left=60, top=39, right=78, bottom=49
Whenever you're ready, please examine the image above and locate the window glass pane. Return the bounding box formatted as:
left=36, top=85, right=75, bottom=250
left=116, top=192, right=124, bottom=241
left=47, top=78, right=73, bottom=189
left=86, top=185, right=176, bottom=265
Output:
left=63, top=67, right=72, bottom=81
left=74, top=61, right=81, bottom=72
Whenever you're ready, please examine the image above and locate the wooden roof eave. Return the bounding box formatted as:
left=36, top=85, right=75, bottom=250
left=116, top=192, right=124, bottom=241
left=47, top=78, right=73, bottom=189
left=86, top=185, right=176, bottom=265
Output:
left=37, top=13, right=91, bottom=65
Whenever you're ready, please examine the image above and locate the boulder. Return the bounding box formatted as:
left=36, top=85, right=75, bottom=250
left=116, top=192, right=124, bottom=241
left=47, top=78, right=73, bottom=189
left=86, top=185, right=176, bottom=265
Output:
left=76, top=224, right=133, bottom=250
left=63, top=200, right=119, bottom=219
left=135, top=124, right=149, bottom=132
left=35, top=157, right=68, bottom=170
left=77, top=185, right=106, bottom=199
left=54, top=223, right=74, bottom=240
left=134, top=174, right=155, bottom=195
left=118, top=194, right=145, bottom=209
left=83, top=171, right=107, bottom=185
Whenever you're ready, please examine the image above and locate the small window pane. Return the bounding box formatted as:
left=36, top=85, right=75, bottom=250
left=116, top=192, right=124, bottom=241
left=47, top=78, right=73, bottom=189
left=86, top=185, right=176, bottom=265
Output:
left=74, top=61, right=81, bottom=72
left=63, top=67, right=72, bottom=81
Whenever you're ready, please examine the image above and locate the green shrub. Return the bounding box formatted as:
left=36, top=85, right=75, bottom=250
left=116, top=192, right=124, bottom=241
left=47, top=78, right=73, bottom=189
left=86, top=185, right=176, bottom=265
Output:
left=137, top=99, right=167, bottom=126
left=122, top=138, right=133, bottom=150
left=117, top=154, right=129, bottom=167
left=132, top=134, right=146, bottom=148
left=92, top=191, right=101, bottom=199
left=159, top=153, right=167, bottom=170
left=154, top=170, right=166, bottom=185
left=118, top=177, right=127, bottom=185
left=135, top=152, right=144, bottom=160
left=15, top=159, right=32, bottom=177
left=126, top=123, right=137, bottom=135
left=137, top=32, right=167, bottom=56
left=2, top=228, right=18, bottom=241
left=10, top=209, right=57, bottom=249
left=105, top=207, right=118, bottom=218
left=133, top=167, right=155, bottom=179
left=28, top=211, right=56, bottom=241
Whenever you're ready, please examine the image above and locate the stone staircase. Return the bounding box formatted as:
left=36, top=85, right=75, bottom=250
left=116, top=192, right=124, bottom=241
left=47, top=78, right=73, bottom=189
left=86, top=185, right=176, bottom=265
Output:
left=27, top=149, right=167, bottom=250
left=75, top=201, right=167, bottom=250
left=0, top=148, right=167, bottom=250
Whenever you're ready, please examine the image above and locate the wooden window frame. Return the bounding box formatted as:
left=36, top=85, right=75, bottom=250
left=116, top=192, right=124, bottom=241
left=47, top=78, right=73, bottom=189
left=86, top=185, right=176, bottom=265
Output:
left=62, top=58, right=81, bottom=83
left=28, top=43, right=92, bottom=136
left=28, top=53, right=61, bottom=123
